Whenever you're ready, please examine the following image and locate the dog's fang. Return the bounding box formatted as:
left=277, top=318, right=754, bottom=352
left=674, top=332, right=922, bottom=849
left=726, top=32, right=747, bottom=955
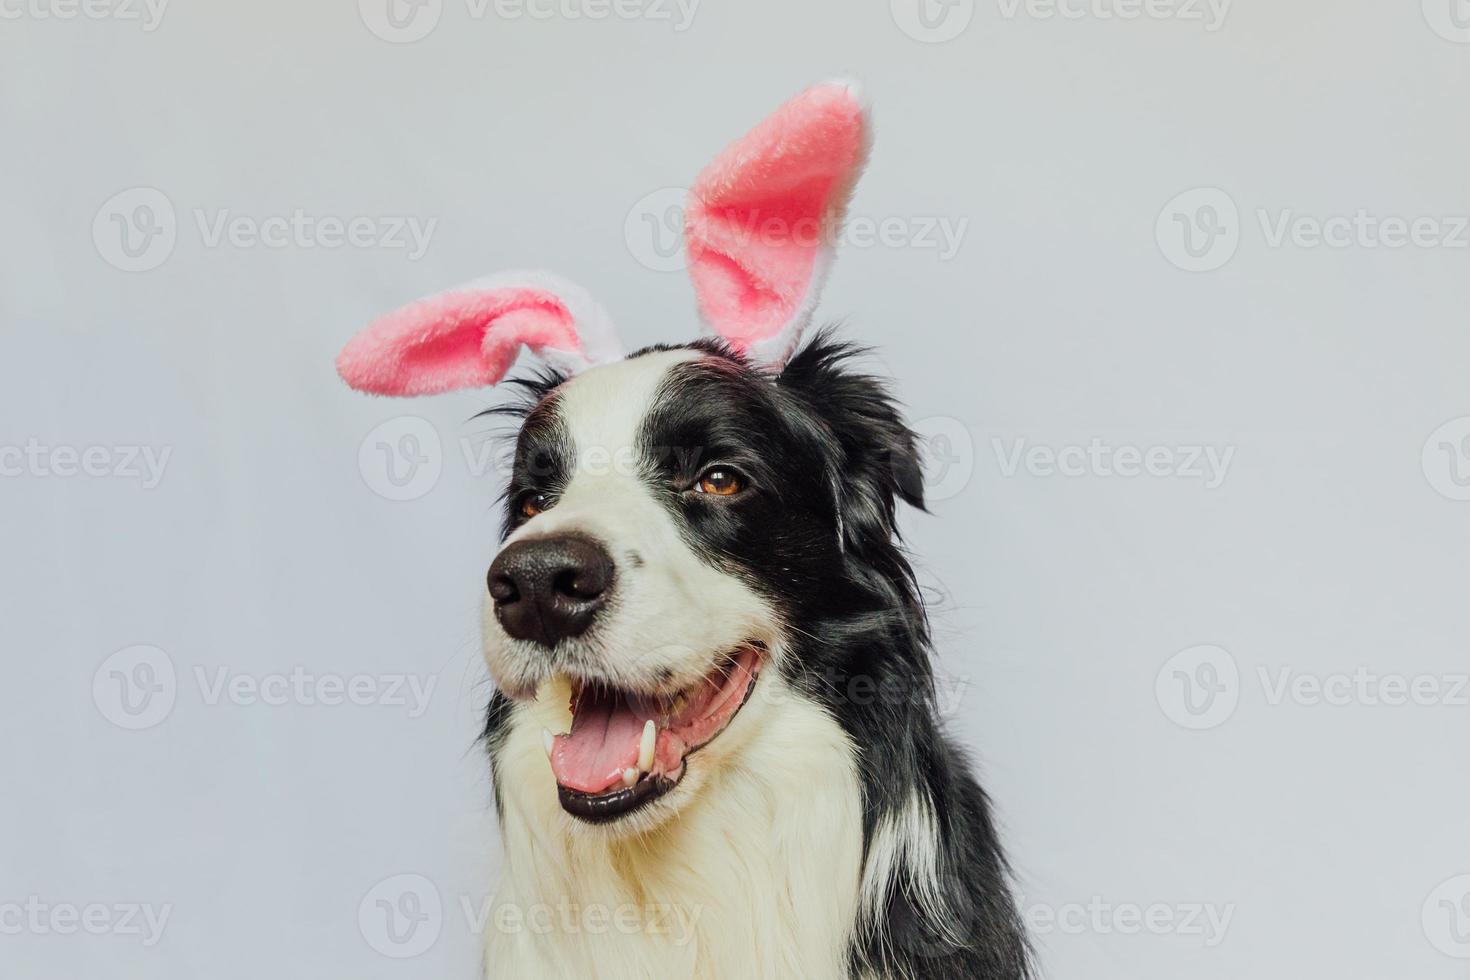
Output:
left=622, top=767, right=639, bottom=787
left=638, top=719, right=656, bottom=772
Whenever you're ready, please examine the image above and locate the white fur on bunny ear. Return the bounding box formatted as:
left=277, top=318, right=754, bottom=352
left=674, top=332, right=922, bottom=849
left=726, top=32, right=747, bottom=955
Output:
left=684, top=79, right=872, bottom=370
left=336, top=270, right=623, bottom=396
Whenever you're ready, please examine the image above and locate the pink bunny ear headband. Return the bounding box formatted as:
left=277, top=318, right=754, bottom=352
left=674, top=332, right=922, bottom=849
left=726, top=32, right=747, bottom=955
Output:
left=336, top=79, right=871, bottom=396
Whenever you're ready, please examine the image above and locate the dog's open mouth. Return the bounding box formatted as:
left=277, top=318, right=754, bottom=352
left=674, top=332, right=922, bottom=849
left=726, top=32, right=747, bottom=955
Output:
left=546, top=644, right=763, bottom=823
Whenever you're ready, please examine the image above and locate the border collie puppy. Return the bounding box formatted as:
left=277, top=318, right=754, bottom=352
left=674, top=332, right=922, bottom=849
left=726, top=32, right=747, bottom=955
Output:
left=336, top=81, right=1030, bottom=979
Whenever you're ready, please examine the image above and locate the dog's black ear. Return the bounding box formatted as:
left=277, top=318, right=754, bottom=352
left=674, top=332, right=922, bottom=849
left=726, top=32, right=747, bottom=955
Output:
left=778, top=330, right=927, bottom=553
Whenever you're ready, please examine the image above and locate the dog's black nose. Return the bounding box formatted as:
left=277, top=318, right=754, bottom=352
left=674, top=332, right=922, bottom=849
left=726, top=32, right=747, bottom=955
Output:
left=487, top=534, right=615, bottom=647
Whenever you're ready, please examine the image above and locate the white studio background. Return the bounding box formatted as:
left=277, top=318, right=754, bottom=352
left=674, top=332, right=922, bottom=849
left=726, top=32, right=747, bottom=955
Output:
left=3, top=1, right=1469, bottom=977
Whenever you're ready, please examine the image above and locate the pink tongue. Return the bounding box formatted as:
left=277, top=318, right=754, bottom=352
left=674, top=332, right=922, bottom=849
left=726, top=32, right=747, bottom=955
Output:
left=549, top=688, right=647, bottom=794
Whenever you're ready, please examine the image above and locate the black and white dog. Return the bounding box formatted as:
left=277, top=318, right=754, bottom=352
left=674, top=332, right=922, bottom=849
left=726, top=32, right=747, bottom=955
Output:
left=336, top=81, right=1030, bottom=979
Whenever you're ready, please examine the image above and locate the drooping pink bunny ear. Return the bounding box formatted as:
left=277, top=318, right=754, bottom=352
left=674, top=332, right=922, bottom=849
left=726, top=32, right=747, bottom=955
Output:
left=336, top=270, right=623, bottom=396
left=684, top=79, right=872, bottom=370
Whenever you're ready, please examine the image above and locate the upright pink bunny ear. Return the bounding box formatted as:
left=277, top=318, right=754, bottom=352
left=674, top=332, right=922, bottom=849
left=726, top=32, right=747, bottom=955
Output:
left=336, top=270, right=623, bottom=396
left=684, top=79, right=872, bottom=369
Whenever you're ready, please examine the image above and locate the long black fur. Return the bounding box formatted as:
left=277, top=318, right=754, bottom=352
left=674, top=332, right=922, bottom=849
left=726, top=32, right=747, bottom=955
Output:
left=482, top=330, right=1030, bottom=978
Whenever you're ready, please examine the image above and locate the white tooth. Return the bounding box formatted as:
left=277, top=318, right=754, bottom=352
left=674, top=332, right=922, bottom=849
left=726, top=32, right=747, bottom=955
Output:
left=542, top=728, right=554, bottom=759
left=622, top=767, right=639, bottom=787
left=639, top=719, right=656, bottom=772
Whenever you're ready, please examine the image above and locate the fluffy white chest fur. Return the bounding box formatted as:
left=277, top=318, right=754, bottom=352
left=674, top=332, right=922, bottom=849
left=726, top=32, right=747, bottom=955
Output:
left=484, top=680, right=866, bottom=979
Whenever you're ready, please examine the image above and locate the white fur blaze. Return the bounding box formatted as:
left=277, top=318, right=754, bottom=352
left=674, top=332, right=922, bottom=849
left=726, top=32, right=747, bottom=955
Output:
left=481, top=350, right=781, bottom=699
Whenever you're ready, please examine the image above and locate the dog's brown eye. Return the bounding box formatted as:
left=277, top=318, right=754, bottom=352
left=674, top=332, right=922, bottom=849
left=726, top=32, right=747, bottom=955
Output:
left=520, top=492, right=549, bottom=518
left=694, top=468, right=743, bottom=496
